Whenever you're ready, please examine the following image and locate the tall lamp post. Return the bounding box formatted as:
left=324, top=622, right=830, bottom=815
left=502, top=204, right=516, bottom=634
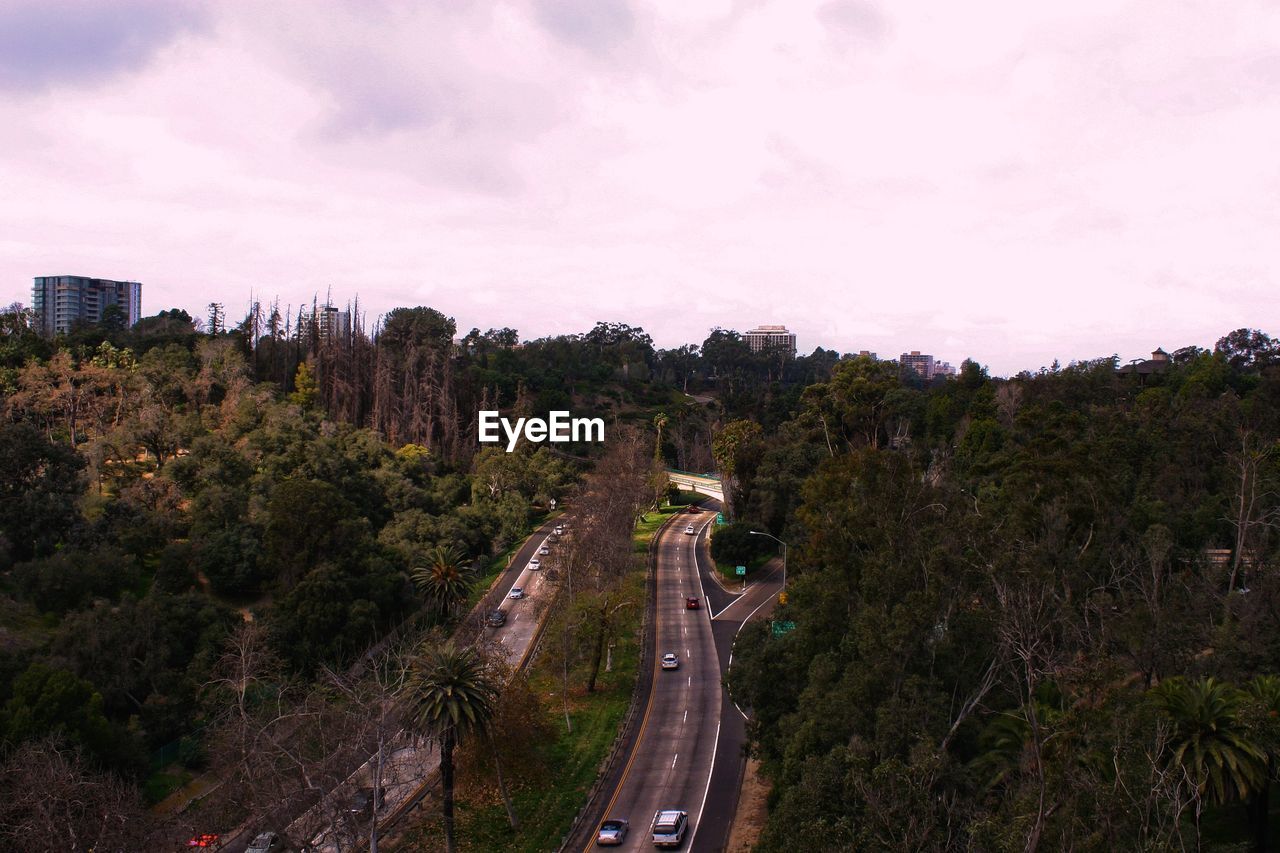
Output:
left=749, top=530, right=787, bottom=593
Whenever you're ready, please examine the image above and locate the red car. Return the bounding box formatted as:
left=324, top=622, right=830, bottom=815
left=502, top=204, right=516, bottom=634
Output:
left=686, top=597, right=700, bottom=609
left=186, top=834, right=221, bottom=848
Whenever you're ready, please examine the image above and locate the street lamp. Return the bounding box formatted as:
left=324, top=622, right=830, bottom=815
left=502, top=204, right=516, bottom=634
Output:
left=749, top=530, right=787, bottom=592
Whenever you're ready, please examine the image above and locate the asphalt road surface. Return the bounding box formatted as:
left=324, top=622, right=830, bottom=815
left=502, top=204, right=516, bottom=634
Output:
left=579, top=501, right=783, bottom=853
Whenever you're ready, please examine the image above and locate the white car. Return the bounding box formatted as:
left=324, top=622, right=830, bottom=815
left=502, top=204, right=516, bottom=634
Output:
left=684, top=525, right=696, bottom=535
left=539, top=545, right=550, bottom=555
left=528, top=558, right=541, bottom=570
left=509, top=587, right=524, bottom=599
left=554, top=526, right=565, bottom=535
left=661, top=652, right=679, bottom=670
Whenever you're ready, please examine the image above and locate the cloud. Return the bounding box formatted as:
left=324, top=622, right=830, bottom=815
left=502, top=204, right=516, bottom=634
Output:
left=533, top=0, right=635, bottom=53
left=0, top=1, right=207, bottom=93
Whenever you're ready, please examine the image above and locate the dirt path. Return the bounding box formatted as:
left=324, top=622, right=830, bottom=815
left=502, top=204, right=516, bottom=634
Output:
left=725, top=757, right=770, bottom=852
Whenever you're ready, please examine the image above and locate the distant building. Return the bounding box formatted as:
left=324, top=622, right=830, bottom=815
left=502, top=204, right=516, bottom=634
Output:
left=856, top=350, right=878, bottom=360
left=934, top=361, right=957, bottom=378
left=31, top=275, right=141, bottom=337
left=301, top=303, right=351, bottom=342
left=744, top=324, right=796, bottom=356
left=900, top=350, right=935, bottom=380
left=1116, top=348, right=1171, bottom=380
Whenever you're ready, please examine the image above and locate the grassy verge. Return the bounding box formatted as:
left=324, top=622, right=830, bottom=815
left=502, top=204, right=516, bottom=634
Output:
left=715, top=552, right=771, bottom=583
left=398, top=510, right=667, bottom=852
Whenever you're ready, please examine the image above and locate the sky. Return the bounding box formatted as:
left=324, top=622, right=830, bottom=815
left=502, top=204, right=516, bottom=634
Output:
left=2, top=0, right=1278, bottom=376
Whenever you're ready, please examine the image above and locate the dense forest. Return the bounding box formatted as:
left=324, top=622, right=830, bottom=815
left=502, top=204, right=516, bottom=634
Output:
left=727, top=330, right=1280, bottom=850
left=6, top=296, right=1277, bottom=850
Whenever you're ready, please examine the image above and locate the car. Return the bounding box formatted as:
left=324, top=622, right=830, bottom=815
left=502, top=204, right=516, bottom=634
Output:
left=539, top=545, right=550, bottom=555
left=528, top=558, right=541, bottom=570
left=685, top=525, right=696, bottom=535
left=509, top=587, right=524, bottom=599
left=246, top=832, right=281, bottom=853
left=686, top=597, right=699, bottom=610
left=686, top=505, right=700, bottom=513
left=651, top=809, right=689, bottom=847
left=186, top=834, right=220, bottom=848
left=487, top=609, right=508, bottom=627
left=344, top=786, right=386, bottom=823
left=596, top=818, right=629, bottom=846
left=661, top=652, right=679, bottom=670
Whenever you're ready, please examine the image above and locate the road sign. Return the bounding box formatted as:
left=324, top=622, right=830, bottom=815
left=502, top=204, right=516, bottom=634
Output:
left=771, top=620, right=796, bottom=637
left=778, top=591, right=788, bottom=605
left=735, top=565, right=746, bottom=576
left=716, top=513, right=725, bottom=525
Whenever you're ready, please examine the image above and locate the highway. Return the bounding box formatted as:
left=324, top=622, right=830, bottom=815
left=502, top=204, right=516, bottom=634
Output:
left=576, top=503, right=783, bottom=852
left=255, top=516, right=568, bottom=853
left=583, top=508, right=719, bottom=851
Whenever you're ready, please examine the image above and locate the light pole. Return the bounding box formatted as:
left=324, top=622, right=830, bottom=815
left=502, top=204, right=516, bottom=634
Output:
left=749, top=530, right=787, bottom=593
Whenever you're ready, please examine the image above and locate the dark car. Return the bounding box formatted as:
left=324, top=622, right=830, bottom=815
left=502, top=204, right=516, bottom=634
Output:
left=345, top=786, right=386, bottom=823
left=487, top=609, right=508, bottom=627
left=596, top=818, right=629, bottom=846
left=686, top=597, right=699, bottom=610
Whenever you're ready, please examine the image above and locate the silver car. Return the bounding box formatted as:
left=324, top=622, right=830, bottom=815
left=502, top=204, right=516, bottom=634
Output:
left=596, top=818, right=629, bottom=846
left=247, top=832, right=281, bottom=853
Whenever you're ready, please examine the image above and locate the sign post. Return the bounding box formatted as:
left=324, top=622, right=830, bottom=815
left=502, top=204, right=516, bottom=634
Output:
left=736, top=564, right=746, bottom=591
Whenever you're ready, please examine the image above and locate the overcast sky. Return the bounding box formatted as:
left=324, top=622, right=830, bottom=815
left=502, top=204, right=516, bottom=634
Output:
left=2, top=0, right=1278, bottom=375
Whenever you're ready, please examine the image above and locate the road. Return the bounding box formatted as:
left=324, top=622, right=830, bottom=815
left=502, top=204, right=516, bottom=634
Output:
left=575, top=502, right=783, bottom=852
left=220, top=515, right=569, bottom=853
left=582, top=508, right=719, bottom=852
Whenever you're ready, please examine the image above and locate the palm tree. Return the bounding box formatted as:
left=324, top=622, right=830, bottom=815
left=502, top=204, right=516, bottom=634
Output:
left=411, top=545, right=473, bottom=618
left=1151, top=677, right=1267, bottom=812
left=403, top=642, right=499, bottom=853
left=653, top=412, right=668, bottom=463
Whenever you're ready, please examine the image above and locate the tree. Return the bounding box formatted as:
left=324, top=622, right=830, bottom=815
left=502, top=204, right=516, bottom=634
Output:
left=402, top=642, right=498, bottom=853
left=411, top=545, right=474, bottom=618
left=1150, top=677, right=1266, bottom=820
left=0, top=421, right=85, bottom=565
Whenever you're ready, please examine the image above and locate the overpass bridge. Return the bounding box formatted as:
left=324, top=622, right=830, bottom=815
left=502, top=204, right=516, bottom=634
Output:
left=666, top=468, right=724, bottom=502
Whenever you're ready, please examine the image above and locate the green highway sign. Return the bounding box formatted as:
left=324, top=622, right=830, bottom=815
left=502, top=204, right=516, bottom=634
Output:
left=716, top=513, right=725, bottom=525
left=736, top=565, right=747, bottom=576
left=771, top=620, right=796, bottom=637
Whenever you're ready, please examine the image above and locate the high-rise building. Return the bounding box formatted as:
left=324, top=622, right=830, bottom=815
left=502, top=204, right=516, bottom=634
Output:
left=31, top=276, right=141, bottom=337
left=316, top=304, right=351, bottom=341
left=934, top=361, right=957, bottom=378
left=744, top=324, right=796, bottom=356
left=899, top=350, right=935, bottom=380
left=300, top=303, right=351, bottom=342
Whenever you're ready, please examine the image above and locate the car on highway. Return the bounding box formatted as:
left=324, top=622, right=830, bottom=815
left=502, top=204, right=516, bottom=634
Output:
left=554, top=525, right=564, bottom=535
left=684, top=525, right=696, bottom=535
left=685, top=597, right=699, bottom=609
left=686, top=505, right=700, bottom=512
left=246, top=831, right=282, bottom=853
left=487, top=609, right=508, bottom=627
left=344, top=786, right=386, bottom=823
left=509, top=587, right=524, bottom=599
left=651, top=809, right=689, bottom=847
left=186, top=834, right=220, bottom=848
left=595, top=818, right=629, bottom=846
left=539, top=545, right=550, bottom=555
left=528, top=558, right=541, bottom=570
left=661, top=652, right=679, bottom=670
